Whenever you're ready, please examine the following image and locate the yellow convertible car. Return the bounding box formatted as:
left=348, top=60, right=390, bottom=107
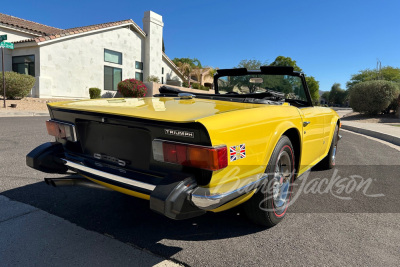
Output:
left=27, top=66, right=341, bottom=227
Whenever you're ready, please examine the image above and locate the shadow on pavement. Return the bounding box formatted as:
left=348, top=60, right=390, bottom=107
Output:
left=1, top=178, right=265, bottom=258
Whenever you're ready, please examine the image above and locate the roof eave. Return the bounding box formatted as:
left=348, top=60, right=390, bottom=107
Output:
left=162, top=52, right=185, bottom=80
left=36, top=22, right=145, bottom=46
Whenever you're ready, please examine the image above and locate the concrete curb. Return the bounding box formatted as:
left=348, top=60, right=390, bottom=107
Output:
left=341, top=124, right=400, bottom=146
left=0, top=111, right=49, bottom=117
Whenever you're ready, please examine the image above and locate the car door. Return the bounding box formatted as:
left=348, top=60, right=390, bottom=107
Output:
left=299, top=107, right=325, bottom=169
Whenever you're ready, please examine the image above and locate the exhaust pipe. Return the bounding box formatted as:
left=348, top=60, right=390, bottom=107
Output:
left=44, top=177, right=111, bottom=191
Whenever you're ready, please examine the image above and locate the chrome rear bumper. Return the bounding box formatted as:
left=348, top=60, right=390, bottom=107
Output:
left=27, top=142, right=264, bottom=219
left=62, top=159, right=156, bottom=191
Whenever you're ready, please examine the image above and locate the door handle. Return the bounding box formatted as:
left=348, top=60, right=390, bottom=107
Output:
left=303, top=121, right=311, bottom=127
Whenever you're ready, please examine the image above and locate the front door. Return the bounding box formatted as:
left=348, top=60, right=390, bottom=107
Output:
left=299, top=107, right=325, bottom=170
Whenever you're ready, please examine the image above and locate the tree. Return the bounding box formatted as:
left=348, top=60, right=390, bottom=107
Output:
left=321, top=91, right=330, bottom=101
left=305, top=76, right=320, bottom=103
left=269, top=56, right=320, bottom=102
left=192, top=67, right=203, bottom=84
left=172, top=58, right=202, bottom=69
left=329, top=83, right=347, bottom=106
left=270, top=56, right=302, bottom=71
left=208, top=67, right=217, bottom=79
left=347, top=66, right=400, bottom=91
left=236, top=59, right=268, bottom=70
left=172, top=58, right=203, bottom=86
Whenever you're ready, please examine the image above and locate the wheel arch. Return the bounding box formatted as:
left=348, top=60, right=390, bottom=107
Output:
left=282, top=128, right=301, bottom=177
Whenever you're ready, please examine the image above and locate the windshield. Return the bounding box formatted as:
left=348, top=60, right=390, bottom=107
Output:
left=217, top=74, right=308, bottom=102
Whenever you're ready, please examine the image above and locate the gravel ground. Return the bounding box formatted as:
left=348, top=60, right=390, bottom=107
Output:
left=0, top=97, right=75, bottom=111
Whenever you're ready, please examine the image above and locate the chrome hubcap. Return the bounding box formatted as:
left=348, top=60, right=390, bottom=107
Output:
left=272, top=151, right=292, bottom=208
left=332, top=146, right=337, bottom=165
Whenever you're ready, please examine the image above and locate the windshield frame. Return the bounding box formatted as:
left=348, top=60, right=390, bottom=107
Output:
left=214, top=66, right=313, bottom=107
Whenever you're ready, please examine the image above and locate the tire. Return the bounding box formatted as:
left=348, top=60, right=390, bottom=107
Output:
left=243, top=135, right=295, bottom=227
left=318, top=125, right=339, bottom=170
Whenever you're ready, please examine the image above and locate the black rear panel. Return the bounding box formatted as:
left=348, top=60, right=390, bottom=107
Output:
left=49, top=107, right=213, bottom=185
left=76, top=121, right=152, bottom=170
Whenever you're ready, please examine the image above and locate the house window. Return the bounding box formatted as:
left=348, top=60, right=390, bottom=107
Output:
left=104, top=66, right=122, bottom=91
left=12, top=55, right=35, bottom=76
left=162, top=77, right=164, bottom=84
left=135, top=61, right=143, bottom=70
left=104, top=49, right=122, bottom=64
left=162, top=67, right=164, bottom=74
left=135, top=72, right=143, bottom=81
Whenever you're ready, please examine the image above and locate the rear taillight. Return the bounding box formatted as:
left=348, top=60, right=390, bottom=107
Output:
left=152, top=139, right=228, bottom=171
left=46, top=120, right=77, bottom=142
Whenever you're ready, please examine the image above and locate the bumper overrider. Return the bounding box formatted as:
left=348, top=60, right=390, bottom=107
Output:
left=27, top=142, right=264, bottom=220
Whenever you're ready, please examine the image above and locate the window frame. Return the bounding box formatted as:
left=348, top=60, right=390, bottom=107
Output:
left=135, top=61, right=143, bottom=70
left=104, top=66, right=122, bottom=91
left=104, top=49, right=122, bottom=65
left=12, top=55, right=35, bottom=76
left=135, top=72, right=143, bottom=82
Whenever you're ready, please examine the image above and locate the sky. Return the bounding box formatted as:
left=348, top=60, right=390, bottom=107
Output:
left=2, top=0, right=400, bottom=91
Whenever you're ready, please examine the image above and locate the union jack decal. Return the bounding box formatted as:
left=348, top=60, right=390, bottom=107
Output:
left=230, top=144, right=246, bottom=162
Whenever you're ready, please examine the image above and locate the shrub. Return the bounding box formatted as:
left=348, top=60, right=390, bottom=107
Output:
left=0, top=72, right=35, bottom=99
left=200, top=85, right=210, bottom=91
left=117, top=79, right=147, bottom=98
left=146, top=75, right=160, bottom=83
left=89, top=88, right=101, bottom=99
left=191, top=83, right=200, bottom=89
left=349, top=80, right=399, bottom=115
left=182, top=81, right=189, bottom=88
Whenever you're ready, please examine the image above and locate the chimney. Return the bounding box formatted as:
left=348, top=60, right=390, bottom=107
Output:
left=143, top=11, right=164, bottom=82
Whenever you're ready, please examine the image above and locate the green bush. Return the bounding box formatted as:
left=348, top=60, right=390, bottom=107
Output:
left=191, top=83, right=200, bottom=89
left=349, top=80, right=399, bottom=115
left=117, top=79, right=147, bottom=98
left=0, top=72, right=35, bottom=99
left=182, top=81, right=189, bottom=88
left=199, top=85, right=210, bottom=91
left=146, top=75, right=160, bottom=83
left=89, top=88, right=101, bottom=99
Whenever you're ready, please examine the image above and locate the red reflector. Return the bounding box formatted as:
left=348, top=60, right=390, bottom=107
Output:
left=159, top=141, right=228, bottom=171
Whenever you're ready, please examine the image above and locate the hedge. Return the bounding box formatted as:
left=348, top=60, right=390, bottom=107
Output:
left=349, top=80, right=399, bottom=115
left=0, top=72, right=35, bottom=99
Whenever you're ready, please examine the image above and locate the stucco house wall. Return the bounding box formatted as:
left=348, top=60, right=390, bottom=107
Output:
left=161, top=58, right=183, bottom=85
left=0, top=11, right=185, bottom=99
left=0, top=26, right=37, bottom=42
left=38, top=26, right=144, bottom=98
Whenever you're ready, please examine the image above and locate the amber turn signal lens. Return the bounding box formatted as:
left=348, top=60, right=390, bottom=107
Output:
left=45, top=120, right=77, bottom=142
left=46, top=120, right=66, bottom=138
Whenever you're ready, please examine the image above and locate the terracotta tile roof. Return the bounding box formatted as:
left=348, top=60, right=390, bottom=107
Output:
left=12, top=18, right=146, bottom=44
left=0, top=13, right=146, bottom=44
left=0, top=13, right=61, bottom=35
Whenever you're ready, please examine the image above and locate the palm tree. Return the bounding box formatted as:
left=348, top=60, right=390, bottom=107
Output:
left=176, top=62, right=193, bottom=86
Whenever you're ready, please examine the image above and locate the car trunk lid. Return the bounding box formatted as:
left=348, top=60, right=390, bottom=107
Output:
left=48, top=97, right=262, bottom=123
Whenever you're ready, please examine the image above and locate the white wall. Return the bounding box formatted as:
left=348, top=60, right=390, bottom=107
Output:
left=38, top=26, right=144, bottom=98
left=161, top=58, right=182, bottom=85
left=0, top=26, right=37, bottom=42
left=143, top=11, right=163, bottom=82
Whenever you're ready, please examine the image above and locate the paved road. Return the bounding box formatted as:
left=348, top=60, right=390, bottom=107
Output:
left=1, top=117, right=400, bottom=266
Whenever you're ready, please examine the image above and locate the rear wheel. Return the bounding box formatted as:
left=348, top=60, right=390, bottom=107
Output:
left=244, top=135, right=295, bottom=227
